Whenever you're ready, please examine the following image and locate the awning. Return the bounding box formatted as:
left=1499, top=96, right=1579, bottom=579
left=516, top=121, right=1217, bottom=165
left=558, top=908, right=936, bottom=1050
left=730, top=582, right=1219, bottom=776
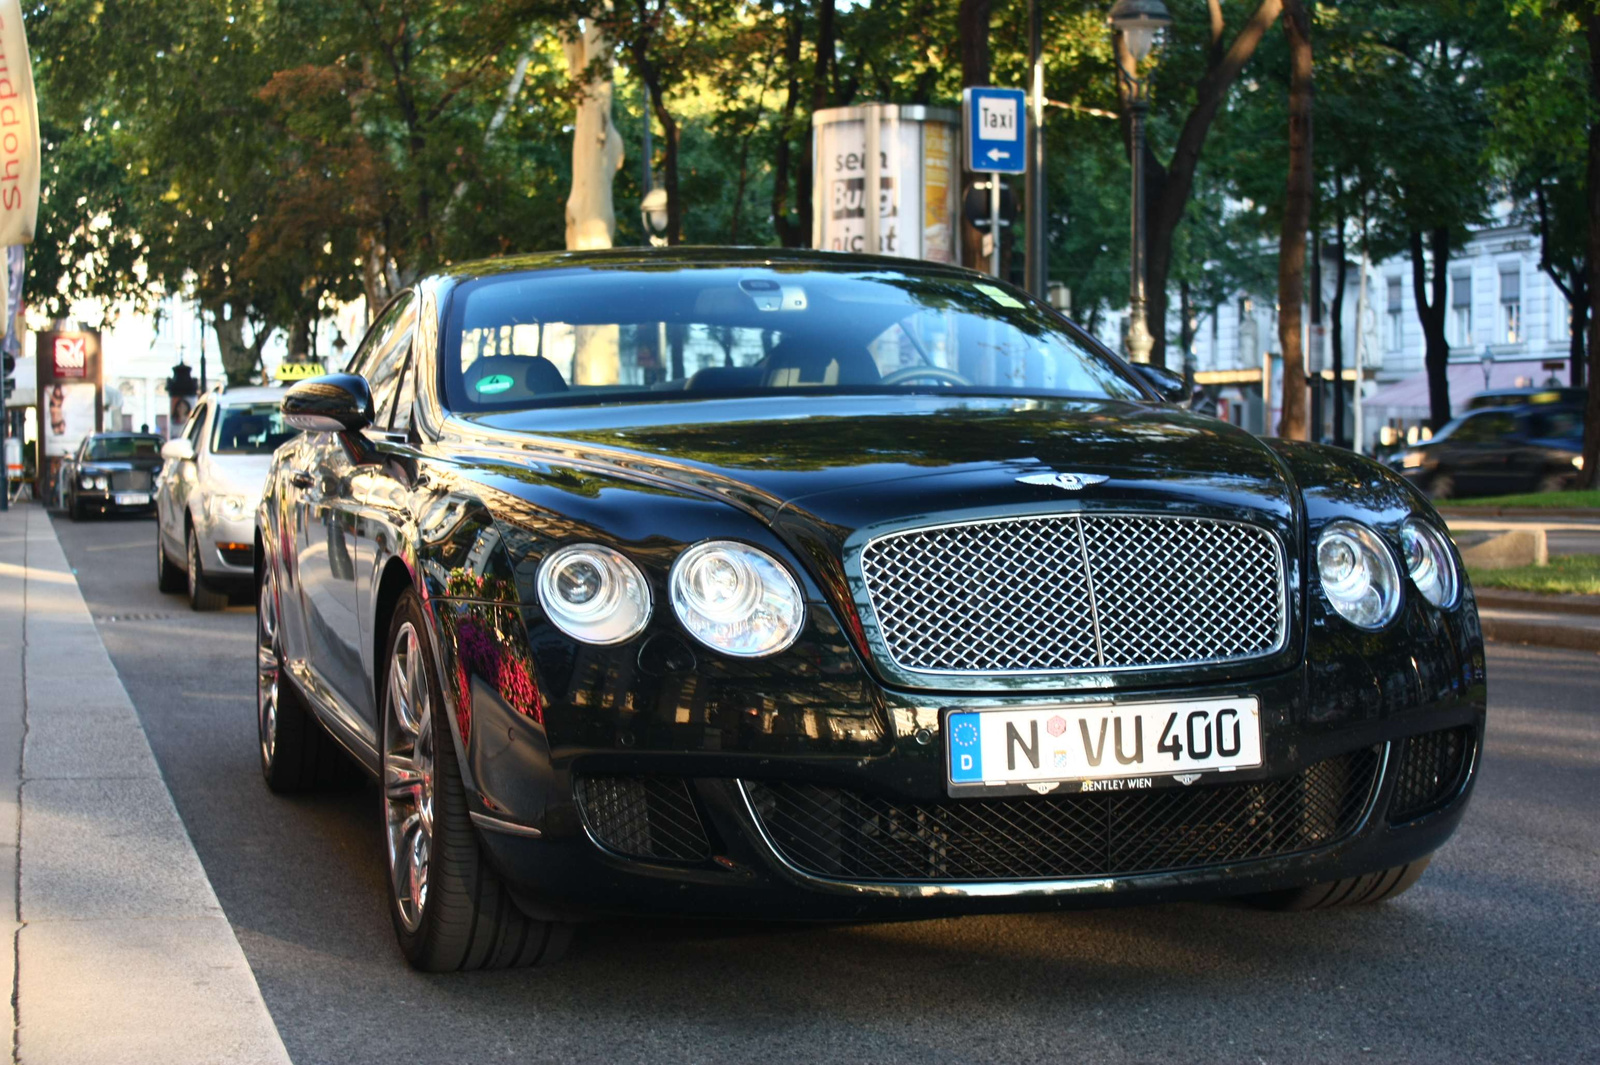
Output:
left=1361, top=359, right=1570, bottom=418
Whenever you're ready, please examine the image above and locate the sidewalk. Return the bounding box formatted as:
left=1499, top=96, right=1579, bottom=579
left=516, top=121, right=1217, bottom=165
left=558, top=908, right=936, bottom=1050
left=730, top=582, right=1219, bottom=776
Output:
left=1475, top=587, right=1600, bottom=653
left=0, top=503, right=289, bottom=1065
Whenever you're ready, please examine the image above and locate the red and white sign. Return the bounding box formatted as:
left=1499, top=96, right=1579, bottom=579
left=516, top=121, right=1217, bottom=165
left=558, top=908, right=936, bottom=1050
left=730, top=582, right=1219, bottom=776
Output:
left=51, top=334, right=86, bottom=377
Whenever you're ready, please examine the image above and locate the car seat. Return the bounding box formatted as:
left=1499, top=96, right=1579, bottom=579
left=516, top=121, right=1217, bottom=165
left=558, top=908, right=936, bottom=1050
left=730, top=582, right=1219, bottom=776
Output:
left=463, top=355, right=569, bottom=402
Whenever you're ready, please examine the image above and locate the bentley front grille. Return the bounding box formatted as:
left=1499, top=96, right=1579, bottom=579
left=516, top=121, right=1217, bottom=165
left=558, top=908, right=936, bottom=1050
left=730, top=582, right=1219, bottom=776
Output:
left=574, top=775, right=712, bottom=863
left=110, top=469, right=153, bottom=492
left=858, top=514, right=1286, bottom=674
left=743, top=748, right=1379, bottom=883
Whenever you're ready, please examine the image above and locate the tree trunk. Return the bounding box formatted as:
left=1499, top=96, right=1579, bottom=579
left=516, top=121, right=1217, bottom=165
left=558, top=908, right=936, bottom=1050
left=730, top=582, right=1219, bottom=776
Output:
left=1275, top=0, right=1312, bottom=440
left=1584, top=11, right=1600, bottom=488
left=771, top=5, right=805, bottom=248
left=1571, top=269, right=1589, bottom=388
left=210, top=303, right=266, bottom=387
left=958, top=0, right=992, bottom=272
left=1411, top=228, right=1453, bottom=432
left=795, top=0, right=836, bottom=250
left=1331, top=209, right=1348, bottom=448
left=650, top=90, right=682, bottom=245
left=565, top=17, right=624, bottom=251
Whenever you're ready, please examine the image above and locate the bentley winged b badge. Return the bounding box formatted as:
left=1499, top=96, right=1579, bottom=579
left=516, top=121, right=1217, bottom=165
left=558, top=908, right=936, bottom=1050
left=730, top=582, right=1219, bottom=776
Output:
left=1016, top=471, right=1111, bottom=492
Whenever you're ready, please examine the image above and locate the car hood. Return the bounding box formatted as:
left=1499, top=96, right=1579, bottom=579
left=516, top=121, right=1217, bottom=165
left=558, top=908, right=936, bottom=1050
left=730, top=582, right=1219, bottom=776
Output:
left=199, top=453, right=273, bottom=499
left=78, top=458, right=162, bottom=473
left=463, top=394, right=1299, bottom=538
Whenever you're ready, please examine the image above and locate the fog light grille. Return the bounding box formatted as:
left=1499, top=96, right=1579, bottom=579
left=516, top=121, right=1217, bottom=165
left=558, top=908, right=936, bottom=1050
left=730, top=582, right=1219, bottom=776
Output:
left=1389, top=727, right=1473, bottom=823
left=744, top=748, right=1379, bottom=882
left=574, top=776, right=711, bottom=862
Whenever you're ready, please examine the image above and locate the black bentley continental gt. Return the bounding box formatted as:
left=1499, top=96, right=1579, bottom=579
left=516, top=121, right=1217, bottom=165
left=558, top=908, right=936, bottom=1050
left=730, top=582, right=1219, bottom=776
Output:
left=257, top=249, right=1485, bottom=971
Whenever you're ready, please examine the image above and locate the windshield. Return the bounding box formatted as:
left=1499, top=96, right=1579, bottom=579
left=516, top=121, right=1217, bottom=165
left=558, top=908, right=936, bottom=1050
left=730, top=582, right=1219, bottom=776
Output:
left=86, top=436, right=161, bottom=461
left=440, top=266, right=1145, bottom=412
left=211, top=403, right=297, bottom=455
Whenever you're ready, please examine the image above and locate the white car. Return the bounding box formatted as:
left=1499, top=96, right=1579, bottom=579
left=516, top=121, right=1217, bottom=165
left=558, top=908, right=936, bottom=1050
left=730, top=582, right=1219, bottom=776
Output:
left=156, top=386, right=297, bottom=610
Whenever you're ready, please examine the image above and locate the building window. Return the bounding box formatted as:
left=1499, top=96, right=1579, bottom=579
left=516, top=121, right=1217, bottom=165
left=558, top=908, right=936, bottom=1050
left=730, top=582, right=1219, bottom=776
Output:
left=1386, top=277, right=1403, bottom=352
left=1450, top=272, right=1472, bottom=347
left=1500, top=266, right=1522, bottom=344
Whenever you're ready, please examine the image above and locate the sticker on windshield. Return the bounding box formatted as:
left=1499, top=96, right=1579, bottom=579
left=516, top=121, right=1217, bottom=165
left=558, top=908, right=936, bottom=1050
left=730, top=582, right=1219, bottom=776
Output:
left=476, top=374, right=515, bottom=395
left=975, top=283, right=1026, bottom=309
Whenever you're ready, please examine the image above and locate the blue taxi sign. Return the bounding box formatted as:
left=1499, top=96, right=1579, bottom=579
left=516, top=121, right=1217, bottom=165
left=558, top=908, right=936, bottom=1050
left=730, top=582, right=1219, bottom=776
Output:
left=963, top=87, right=1027, bottom=174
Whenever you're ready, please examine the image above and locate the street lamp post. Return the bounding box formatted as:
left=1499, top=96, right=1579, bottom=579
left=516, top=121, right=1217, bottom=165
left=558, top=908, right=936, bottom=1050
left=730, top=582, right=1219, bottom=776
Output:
left=1110, top=0, right=1171, bottom=365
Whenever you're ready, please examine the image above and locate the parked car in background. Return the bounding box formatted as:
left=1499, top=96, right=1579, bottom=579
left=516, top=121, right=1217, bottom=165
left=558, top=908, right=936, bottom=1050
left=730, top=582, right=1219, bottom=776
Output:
left=1464, top=386, right=1586, bottom=411
left=1390, top=402, right=1585, bottom=499
left=156, top=386, right=297, bottom=611
left=60, top=432, right=163, bottom=520
left=256, top=249, right=1484, bottom=972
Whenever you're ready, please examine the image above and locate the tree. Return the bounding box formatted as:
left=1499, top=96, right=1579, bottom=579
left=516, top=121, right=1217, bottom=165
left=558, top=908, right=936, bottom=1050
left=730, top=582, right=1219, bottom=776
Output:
left=565, top=15, right=624, bottom=250
left=1276, top=0, right=1313, bottom=439
left=1116, top=0, right=1284, bottom=369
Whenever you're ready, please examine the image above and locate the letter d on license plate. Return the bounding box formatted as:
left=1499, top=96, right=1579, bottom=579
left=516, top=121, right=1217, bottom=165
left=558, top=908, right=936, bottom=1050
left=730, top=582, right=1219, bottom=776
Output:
left=947, top=696, right=1261, bottom=794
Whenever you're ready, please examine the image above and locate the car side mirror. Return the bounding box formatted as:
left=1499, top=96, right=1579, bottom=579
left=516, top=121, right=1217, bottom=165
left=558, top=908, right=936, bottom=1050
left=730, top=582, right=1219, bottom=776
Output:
left=1131, top=363, right=1189, bottom=405
left=160, top=438, right=195, bottom=462
left=282, top=374, right=375, bottom=433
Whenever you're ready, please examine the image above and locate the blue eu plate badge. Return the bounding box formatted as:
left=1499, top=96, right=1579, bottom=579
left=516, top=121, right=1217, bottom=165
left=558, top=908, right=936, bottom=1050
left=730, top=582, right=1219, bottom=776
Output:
left=949, top=713, right=984, bottom=783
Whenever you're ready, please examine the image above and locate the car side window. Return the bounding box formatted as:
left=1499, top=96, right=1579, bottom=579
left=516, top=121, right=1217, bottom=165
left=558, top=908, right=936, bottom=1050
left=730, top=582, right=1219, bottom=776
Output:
left=359, top=293, right=418, bottom=430
left=389, top=349, right=417, bottom=433
left=184, top=403, right=208, bottom=450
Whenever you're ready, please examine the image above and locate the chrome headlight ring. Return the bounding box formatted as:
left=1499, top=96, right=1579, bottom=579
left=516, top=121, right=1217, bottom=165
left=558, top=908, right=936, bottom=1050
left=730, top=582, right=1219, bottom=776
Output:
left=536, top=543, right=652, bottom=645
left=1316, top=520, right=1402, bottom=630
left=1401, top=517, right=1460, bottom=609
left=669, top=540, right=805, bottom=657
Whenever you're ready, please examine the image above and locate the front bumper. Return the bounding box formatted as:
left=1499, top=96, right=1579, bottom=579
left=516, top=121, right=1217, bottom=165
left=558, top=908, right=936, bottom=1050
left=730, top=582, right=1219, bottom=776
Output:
left=193, top=512, right=257, bottom=577
left=75, top=489, right=156, bottom=511
left=459, top=646, right=1484, bottom=921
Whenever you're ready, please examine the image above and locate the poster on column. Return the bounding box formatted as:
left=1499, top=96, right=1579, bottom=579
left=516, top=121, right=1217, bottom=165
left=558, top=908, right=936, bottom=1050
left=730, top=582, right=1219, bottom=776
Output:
left=812, top=104, right=958, bottom=262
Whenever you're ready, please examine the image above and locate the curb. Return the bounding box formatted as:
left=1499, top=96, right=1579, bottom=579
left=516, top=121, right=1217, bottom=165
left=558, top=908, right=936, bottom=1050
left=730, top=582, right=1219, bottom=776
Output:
left=4, top=504, right=291, bottom=1065
left=1474, top=589, right=1600, bottom=616
left=1479, top=612, right=1600, bottom=653
left=1438, top=506, right=1600, bottom=521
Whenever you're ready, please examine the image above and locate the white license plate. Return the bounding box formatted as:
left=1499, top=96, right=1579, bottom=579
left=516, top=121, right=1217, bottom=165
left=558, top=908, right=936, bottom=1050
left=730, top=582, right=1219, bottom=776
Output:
left=114, top=492, right=150, bottom=505
left=947, top=697, right=1262, bottom=792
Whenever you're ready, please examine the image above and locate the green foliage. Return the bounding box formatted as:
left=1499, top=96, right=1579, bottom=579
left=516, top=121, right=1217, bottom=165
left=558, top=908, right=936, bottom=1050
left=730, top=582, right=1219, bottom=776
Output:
left=1469, top=553, right=1600, bottom=595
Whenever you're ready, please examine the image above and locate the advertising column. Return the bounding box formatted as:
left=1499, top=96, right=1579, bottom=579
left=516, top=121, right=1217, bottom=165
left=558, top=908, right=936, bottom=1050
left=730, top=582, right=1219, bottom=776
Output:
left=812, top=104, right=959, bottom=263
left=34, top=327, right=101, bottom=503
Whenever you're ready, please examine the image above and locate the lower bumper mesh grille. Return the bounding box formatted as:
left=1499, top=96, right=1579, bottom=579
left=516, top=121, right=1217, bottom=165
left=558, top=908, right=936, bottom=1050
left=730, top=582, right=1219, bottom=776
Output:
left=744, top=749, right=1379, bottom=882
left=1389, top=727, right=1473, bottom=823
left=575, top=775, right=712, bottom=862
left=110, top=469, right=153, bottom=491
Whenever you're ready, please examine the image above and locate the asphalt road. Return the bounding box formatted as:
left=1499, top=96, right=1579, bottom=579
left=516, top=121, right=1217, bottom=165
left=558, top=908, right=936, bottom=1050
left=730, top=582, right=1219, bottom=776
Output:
left=53, top=512, right=1600, bottom=1065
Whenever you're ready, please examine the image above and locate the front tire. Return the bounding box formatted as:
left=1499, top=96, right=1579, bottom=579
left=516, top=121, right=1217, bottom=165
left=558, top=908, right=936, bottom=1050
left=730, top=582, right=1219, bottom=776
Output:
left=1246, top=856, right=1432, bottom=911
left=156, top=520, right=186, bottom=592
left=381, top=590, right=571, bottom=971
left=187, top=524, right=228, bottom=612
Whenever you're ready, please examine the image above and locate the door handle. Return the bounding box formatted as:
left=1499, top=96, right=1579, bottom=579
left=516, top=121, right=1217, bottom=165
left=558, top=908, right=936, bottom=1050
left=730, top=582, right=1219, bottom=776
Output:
left=290, top=471, right=315, bottom=489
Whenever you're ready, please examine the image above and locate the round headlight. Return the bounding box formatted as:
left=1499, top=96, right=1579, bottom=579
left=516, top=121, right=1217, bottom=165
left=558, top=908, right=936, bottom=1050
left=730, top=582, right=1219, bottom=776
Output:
left=79, top=474, right=94, bottom=489
left=1316, top=520, right=1402, bottom=630
left=218, top=495, right=251, bottom=522
left=536, top=544, right=651, bottom=645
left=94, top=475, right=109, bottom=491
left=1401, top=518, right=1458, bottom=609
left=670, top=541, right=804, bottom=657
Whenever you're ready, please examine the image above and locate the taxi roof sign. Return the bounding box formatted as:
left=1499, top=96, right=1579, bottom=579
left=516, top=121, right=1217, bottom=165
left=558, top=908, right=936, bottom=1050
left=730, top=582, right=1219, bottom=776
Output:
left=275, top=362, right=326, bottom=382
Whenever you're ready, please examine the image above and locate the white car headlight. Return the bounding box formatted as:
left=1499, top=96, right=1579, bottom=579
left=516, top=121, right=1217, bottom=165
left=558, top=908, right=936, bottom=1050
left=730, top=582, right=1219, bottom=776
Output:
left=670, top=541, right=804, bottom=657
left=93, top=475, right=109, bottom=490
left=1401, top=518, right=1458, bottom=609
left=217, top=495, right=251, bottom=522
left=537, top=543, right=651, bottom=645
left=1401, top=450, right=1427, bottom=470
left=79, top=474, right=95, bottom=489
left=1316, top=521, right=1402, bottom=630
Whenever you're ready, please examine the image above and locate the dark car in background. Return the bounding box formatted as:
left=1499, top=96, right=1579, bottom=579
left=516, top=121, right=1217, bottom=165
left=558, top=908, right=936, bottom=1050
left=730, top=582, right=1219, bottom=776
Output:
left=256, top=249, right=1484, bottom=972
left=60, top=431, right=164, bottom=519
left=1391, top=402, right=1585, bottom=499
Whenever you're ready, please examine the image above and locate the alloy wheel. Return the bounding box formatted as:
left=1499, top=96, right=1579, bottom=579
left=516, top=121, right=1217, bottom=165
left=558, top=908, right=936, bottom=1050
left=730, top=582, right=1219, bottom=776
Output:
left=256, top=570, right=280, bottom=770
left=383, top=622, right=436, bottom=934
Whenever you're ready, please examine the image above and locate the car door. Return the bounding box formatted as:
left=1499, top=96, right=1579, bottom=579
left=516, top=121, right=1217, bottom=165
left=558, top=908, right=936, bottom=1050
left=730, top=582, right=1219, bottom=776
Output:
left=291, top=293, right=416, bottom=743
left=160, top=400, right=209, bottom=560
left=346, top=298, right=422, bottom=727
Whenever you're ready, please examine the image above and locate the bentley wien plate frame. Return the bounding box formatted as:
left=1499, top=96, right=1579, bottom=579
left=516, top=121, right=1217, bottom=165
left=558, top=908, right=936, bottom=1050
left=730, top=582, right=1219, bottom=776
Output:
left=944, top=695, right=1263, bottom=798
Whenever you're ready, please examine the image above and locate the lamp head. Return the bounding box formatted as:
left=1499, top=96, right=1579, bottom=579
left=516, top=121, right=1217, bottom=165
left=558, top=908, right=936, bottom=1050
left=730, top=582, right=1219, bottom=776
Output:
left=1110, top=0, right=1173, bottom=64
